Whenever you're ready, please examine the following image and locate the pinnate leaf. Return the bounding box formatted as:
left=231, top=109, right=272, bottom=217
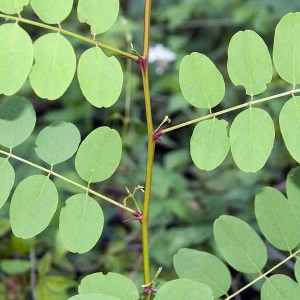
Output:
left=31, top=0, right=73, bottom=24
left=78, top=47, right=123, bottom=108
left=77, top=0, right=119, bottom=35
left=35, top=121, right=80, bottom=165
left=0, top=157, right=15, bottom=209
left=0, top=0, right=29, bottom=14
left=214, top=215, right=267, bottom=273
left=59, top=194, right=104, bottom=254
left=174, top=248, right=231, bottom=298
left=230, top=108, right=275, bottom=173
left=75, top=127, right=122, bottom=183
left=273, top=12, right=300, bottom=85
left=30, top=33, right=76, bottom=100
left=78, top=272, right=139, bottom=300
left=0, top=96, right=36, bottom=149
left=227, top=30, right=272, bottom=96
left=179, top=52, right=225, bottom=109
left=190, top=118, right=230, bottom=171
left=0, top=23, right=33, bottom=95
left=10, top=175, right=58, bottom=239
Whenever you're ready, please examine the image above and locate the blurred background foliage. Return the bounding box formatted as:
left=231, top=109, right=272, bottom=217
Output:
left=1, top=0, right=300, bottom=299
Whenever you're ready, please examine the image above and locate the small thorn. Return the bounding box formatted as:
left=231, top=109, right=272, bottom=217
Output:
left=123, top=212, right=143, bottom=223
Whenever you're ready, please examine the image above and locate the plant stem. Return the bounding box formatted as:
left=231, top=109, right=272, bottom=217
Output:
left=0, top=149, right=136, bottom=214
left=162, top=88, right=300, bottom=134
left=141, top=0, right=155, bottom=299
left=0, top=14, right=138, bottom=61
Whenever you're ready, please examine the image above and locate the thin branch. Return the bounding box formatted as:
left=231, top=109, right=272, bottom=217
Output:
left=0, top=14, right=139, bottom=61
left=0, top=149, right=137, bottom=214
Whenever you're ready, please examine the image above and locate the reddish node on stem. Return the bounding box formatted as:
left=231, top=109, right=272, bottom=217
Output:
left=123, top=211, right=143, bottom=223
left=137, top=56, right=147, bottom=72
left=152, top=129, right=164, bottom=142
left=141, top=286, right=158, bottom=296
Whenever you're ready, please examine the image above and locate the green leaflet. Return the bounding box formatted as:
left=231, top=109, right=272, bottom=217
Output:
left=30, top=33, right=76, bottom=100
left=213, top=215, right=267, bottom=273
left=295, top=259, right=300, bottom=283
left=0, top=96, right=36, bottom=149
left=227, top=30, right=272, bottom=96
left=0, top=259, right=31, bottom=275
left=190, top=118, right=230, bottom=171
left=78, top=272, right=139, bottom=300
left=273, top=12, right=300, bottom=85
left=77, top=0, right=119, bottom=36
left=179, top=52, right=225, bottom=109
left=279, top=97, right=300, bottom=163
left=31, top=0, right=73, bottom=24
left=173, top=248, right=231, bottom=298
left=77, top=47, right=123, bottom=108
left=0, top=157, right=15, bottom=209
left=10, top=175, right=58, bottom=239
left=261, top=275, right=300, bottom=300
left=68, top=295, right=120, bottom=300
left=230, top=108, right=275, bottom=173
left=59, top=194, right=104, bottom=254
left=75, top=127, right=122, bottom=183
left=0, top=0, right=29, bottom=14
left=155, top=279, right=213, bottom=300
left=255, top=187, right=300, bottom=251
left=0, top=23, right=33, bottom=95
left=35, top=122, right=81, bottom=166
left=286, top=167, right=300, bottom=203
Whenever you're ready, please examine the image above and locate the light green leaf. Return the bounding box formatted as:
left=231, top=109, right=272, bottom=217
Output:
left=0, top=157, right=15, bottom=209
left=174, top=248, right=231, bottom=298
left=279, top=97, right=300, bottom=163
left=0, top=0, right=29, bottom=14
left=227, top=30, right=272, bottom=96
left=0, top=96, right=36, bottom=148
left=155, top=279, right=213, bottom=300
left=261, top=275, right=300, bottom=300
left=179, top=52, right=225, bottom=109
left=35, top=121, right=80, bottom=165
left=0, top=259, right=31, bottom=275
left=213, top=215, right=267, bottom=273
left=273, top=12, right=300, bottom=84
left=295, top=259, right=300, bottom=283
left=0, top=23, right=33, bottom=95
left=286, top=167, right=300, bottom=203
left=77, top=47, right=123, bottom=108
left=255, top=187, right=300, bottom=251
left=230, top=108, right=275, bottom=173
left=59, top=194, right=104, bottom=254
left=68, top=295, right=120, bottom=300
left=75, top=127, right=122, bottom=183
left=46, top=276, right=76, bottom=292
left=79, top=272, right=139, bottom=300
left=30, top=33, right=76, bottom=100
left=10, top=175, right=58, bottom=239
left=77, top=0, right=119, bottom=35
left=190, top=118, right=230, bottom=171
left=31, top=0, right=73, bottom=24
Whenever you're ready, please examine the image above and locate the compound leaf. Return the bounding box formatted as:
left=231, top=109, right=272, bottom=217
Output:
left=230, top=108, right=275, bottom=173
left=31, top=0, right=73, bottom=24
left=155, top=279, right=213, bottom=300
left=0, top=96, right=36, bottom=149
left=273, top=12, right=300, bottom=85
left=0, top=0, right=29, bottom=14
left=255, top=187, right=300, bottom=251
left=190, top=118, right=230, bottom=171
left=30, top=33, right=76, bottom=100
left=179, top=52, right=225, bottom=109
left=75, top=127, right=122, bottom=183
left=174, top=248, right=231, bottom=298
left=68, top=295, right=120, bottom=300
left=227, top=30, right=272, bottom=96
left=279, top=97, right=300, bottom=163
left=77, top=0, right=119, bottom=36
left=10, top=175, right=58, bottom=239
left=0, top=23, right=33, bottom=95
left=77, top=47, right=123, bottom=108
left=35, top=121, right=81, bottom=166
left=59, top=194, right=104, bottom=254
left=214, top=215, right=267, bottom=273
left=0, top=157, right=15, bottom=209
left=78, top=272, right=139, bottom=300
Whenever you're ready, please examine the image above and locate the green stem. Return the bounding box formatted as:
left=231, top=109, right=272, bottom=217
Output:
left=0, top=149, right=136, bottom=214
left=0, top=13, right=138, bottom=61
left=162, top=89, right=300, bottom=134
